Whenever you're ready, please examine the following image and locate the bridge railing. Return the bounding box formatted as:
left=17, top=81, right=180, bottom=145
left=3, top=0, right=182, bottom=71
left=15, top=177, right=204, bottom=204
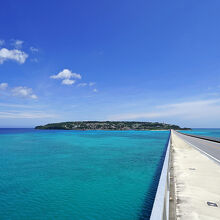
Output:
left=150, top=131, right=171, bottom=220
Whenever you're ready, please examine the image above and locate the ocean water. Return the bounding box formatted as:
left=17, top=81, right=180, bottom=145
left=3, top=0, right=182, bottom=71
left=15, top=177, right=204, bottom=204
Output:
left=180, top=128, right=220, bottom=139
left=0, top=129, right=169, bottom=220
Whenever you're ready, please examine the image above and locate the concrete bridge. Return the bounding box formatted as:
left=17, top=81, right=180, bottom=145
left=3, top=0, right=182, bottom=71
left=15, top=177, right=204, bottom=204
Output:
left=150, top=130, right=220, bottom=220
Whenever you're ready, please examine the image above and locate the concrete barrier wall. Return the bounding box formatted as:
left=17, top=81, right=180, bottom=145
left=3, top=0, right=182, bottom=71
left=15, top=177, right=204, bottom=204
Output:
left=150, top=131, right=171, bottom=220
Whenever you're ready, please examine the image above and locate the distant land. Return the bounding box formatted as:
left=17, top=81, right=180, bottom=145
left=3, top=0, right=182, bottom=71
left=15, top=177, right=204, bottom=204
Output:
left=35, top=121, right=190, bottom=130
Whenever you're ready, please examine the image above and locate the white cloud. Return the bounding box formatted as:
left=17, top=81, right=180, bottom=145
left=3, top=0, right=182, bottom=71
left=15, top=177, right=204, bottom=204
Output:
left=50, top=69, right=81, bottom=85
left=62, top=79, right=75, bottom=85
left=30, top=46, right=39, bottom=53
left=0, top=40, right=5, bottom=46
left=12, top=86, right=37, bottom=99
left=89, top=82, right=95, bottom=86
left=0, top=84, right=38, bottom=99
left=0, top=83, right=8, bottom=90
left=77, top=83, right=87, bottom=87
left=12, top=40, right=23, bottom=49
left=93, top=88, right=98, bottom=93
left=51, top=69, right=81, bottom=79
left=0, top=48, right=28, bottom=64
left=109, top=99, right=220, bottom=121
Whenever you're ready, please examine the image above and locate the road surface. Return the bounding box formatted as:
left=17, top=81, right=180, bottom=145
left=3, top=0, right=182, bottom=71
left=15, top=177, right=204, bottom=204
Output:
left=173, top=130, right=220, bottom=164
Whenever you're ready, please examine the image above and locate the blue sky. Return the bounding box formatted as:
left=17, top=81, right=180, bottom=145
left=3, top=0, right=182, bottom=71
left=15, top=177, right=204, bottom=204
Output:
left=0, top=0, right=220, bottom=128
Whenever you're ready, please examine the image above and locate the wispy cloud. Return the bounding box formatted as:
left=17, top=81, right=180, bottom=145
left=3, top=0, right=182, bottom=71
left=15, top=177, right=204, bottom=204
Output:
left=30, top=46, right=39, bottom=53
left=11, top=39, right=24, bottom=49
left=50, top=69, right=82, bottom=85
left=12, top=86, right=38, bottom=99
left=30, top=58, right=38, bottom=63
left=0, top=103, right=39, bottom=108
left=93, top=88, right=98, bottom=93
left=77, top=82, right=96, bottom=87
left=77, top=83, right=87, bottom=87
left=89, top=82, right=95, bottom=86
left=0, top=111, right=55, bottom=119
left=0, top=48, right=28, bottom=64
left=0, top=40, right=5, bottom=46
left=109, top=99, right=220, bottom=121
left=0, top=83, right=8, bottom=90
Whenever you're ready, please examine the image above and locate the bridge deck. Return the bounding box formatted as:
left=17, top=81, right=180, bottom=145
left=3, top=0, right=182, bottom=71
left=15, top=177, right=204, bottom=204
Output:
left=175, top=131, right=220, bottom=164
left=171, top=130, right=220, bottom=219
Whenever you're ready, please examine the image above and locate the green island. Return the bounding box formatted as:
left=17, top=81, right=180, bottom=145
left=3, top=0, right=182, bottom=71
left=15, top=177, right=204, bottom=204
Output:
left=35, top=121, right=190, bottom=130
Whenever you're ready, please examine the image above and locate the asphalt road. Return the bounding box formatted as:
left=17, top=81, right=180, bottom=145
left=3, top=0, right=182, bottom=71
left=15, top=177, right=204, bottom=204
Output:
left=173, top=130, right=220, bottom=164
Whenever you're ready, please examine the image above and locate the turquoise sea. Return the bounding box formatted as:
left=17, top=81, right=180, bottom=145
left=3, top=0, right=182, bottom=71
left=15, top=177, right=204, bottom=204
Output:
left=1, top=128, right=219, bottom=220
left=0, top=129, right=169, bottom=220
left=180, top=128, right=220, bottom=139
